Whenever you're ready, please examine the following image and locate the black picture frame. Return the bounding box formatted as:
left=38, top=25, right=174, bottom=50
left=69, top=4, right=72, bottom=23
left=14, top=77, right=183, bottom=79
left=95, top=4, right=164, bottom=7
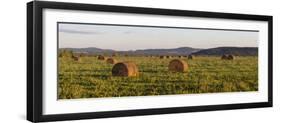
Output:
left=27, top=1, right=273, bottom=122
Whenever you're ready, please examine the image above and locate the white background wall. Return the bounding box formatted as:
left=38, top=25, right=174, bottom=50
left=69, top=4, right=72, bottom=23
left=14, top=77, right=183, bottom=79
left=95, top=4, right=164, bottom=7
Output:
left=0, top=0, right=280, bottom=123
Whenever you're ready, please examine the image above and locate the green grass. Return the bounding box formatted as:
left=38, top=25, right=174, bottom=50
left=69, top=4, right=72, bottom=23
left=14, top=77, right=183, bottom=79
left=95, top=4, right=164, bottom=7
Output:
left=58, top=56, right=258, bottom=99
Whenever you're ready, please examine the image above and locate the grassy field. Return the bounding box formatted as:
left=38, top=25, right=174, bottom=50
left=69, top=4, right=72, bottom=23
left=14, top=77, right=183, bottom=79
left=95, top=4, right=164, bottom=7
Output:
left=58, top=56, right=258, bottom=99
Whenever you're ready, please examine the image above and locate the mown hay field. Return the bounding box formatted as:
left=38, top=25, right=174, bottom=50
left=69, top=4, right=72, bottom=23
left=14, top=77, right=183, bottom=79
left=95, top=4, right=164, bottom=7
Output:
left=58, top=56, right=258, bottom=99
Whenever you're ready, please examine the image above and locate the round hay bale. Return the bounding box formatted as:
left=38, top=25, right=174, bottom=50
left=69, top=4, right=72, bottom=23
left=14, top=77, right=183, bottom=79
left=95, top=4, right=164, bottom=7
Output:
left=227, top=55, right=235, bottom=60
left=188, top=55, right=194, bottom=60
left=106, top=58, right=118, bottom=64
left=72, top=56, right=80, bottom=61
left=112, top=53, right=117, bottom=57
left=221, top=54, right=228, bottom=60
left=112, top=62, right=139, bottom=77
left=160, top=56, right=165, bottom=59
left=166, top=56, right=171, bottom=59
left=98, top=55, right=106, bottom=60
left=168, top=59, right=188, bottom=72
left=59, top=54, right=62, bottom=58
left=178, top=56, right=182, bottom=58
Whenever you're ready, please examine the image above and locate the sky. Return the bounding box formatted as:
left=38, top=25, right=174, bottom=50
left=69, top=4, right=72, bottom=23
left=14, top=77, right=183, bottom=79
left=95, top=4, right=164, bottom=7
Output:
left=58, top=23, right=258, bottom=51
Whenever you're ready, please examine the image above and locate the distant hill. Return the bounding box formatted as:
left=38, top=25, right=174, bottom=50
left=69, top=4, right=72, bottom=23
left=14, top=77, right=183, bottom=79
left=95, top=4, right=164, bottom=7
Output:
left=191, top=47, right=258, bottom=56
left=60, top=47, right=115, bottom=54
left=134, top=47, right=200, bottom=56
left=60, top=47, right=200, bottom=56
left=60, top=47, right=258, bottom=56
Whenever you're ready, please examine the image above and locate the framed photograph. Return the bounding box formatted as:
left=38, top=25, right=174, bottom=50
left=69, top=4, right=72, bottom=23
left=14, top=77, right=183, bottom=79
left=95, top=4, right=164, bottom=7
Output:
left=27, top=1, right=273, bottom=122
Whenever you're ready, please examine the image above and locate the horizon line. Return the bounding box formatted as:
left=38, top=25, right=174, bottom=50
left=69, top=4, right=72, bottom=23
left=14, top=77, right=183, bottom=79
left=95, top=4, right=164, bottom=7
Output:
left=59, top=46, right=258, bottom=51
